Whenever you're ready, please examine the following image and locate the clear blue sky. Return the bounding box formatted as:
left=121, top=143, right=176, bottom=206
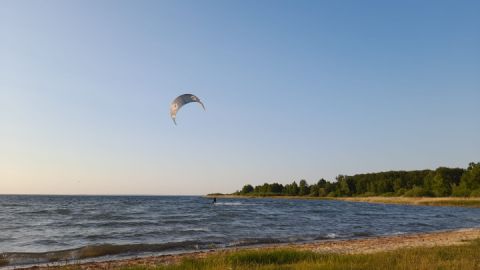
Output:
left=1, top=0, right=479, bottom=195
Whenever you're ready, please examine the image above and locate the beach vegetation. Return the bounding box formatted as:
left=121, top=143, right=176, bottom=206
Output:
left=0, top=258, right=7, bottom=267
left=451, top=183, right=471, bottom=197
left=469, top=188, right=480, bottom=197
left=122, top=239, right=480, bottom=270
left=394, top=188, right=407, bottom=196
left=403, top=186, right=431, bottom=197
left=417, top=199, right=480, bottom=207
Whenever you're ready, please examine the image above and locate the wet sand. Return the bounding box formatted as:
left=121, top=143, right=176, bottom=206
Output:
left=20, top=228, right=480, bottom=269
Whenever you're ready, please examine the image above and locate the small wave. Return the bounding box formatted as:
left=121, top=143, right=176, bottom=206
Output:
left=181, top=227, right=210, bottom=233
left=0, top=203, right=26, bottom=207
left=91, top=213, right=117, bottom=220
left=228, top=238, right=281, bottom=247
left=85, top=234, right=111, bottom=241
left=314, top=233, right=337, bottom=240
left=214, top=202, right=243, bottom=206
left=33, top=240, right=62, bottom=245
left=407, top=222, right=431, bottom=227
left=55, top=209, right=72, bottom=215
left=161, top=218, right=209, bottom=225
left=435, top=214, right=455, bottom=218
left=352, top=231, right=373, bottom=237
left=22, top=210, right=50, bottom=215
left=72, top=220, right=159, bottom=229
left=326, top=233, right=337, bottom=238
left=0, top=241, right=205, bottom=267
left=14, top=208, right=72, bottom=217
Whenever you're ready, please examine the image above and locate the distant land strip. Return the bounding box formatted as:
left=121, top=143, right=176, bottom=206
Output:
left=205, top=194, right=480, bottom=208
left=209, top=162, right=480, bottom=208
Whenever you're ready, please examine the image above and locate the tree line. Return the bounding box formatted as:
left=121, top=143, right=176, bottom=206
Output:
left=234, top=162, right=480, bottom=197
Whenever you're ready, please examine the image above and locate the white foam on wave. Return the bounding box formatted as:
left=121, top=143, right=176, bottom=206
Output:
left=216, top=202, right=242, bottom=205
left=214, top=202, right=257, bottom=206
left=326, top=233, right=337, bottom=238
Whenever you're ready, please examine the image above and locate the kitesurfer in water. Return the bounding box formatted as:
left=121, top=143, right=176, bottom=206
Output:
left=212, top=197, right=217, bottom=204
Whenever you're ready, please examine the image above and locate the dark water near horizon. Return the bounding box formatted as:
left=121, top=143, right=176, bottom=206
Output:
left=1, top=195, right=480, bottom=266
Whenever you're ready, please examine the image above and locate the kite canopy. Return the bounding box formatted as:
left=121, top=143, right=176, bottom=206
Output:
left=170, top=94, right=205, bottom=124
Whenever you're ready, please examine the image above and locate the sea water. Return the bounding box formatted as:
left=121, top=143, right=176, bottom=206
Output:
left=1, top=195, right=479, bottom=266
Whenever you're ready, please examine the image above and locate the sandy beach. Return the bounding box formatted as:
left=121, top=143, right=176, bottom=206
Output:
left=336, top=197, right=480, bottom=207
left=207, top=195, right=480, bottom=208
left=19, top=228, right=480, bottom=269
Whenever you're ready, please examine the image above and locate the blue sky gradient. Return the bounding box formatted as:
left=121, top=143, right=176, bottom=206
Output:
left=1, top=0, right=479, bottom=194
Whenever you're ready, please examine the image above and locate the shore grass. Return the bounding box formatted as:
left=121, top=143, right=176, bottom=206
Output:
left=0, top=258, right=8, bottom=267
left=416, top=199, right=480, bottom=207
left=207, top=195, right=480, bottom=208
left=337, top=197, right=480, bottom=208
left=122, top=239, right=480, bottom=270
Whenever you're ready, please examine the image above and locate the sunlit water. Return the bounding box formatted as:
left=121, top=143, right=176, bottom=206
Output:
left=1, top=195, right=479, bottom=266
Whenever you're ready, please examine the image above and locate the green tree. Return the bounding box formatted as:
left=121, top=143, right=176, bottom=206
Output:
left=241, top=184, right=254, bottom=194
left=465, top=162, right=480, bottom=189
left=317, top=179, right=327, bottom=188
left=270, top=183, right=284, bottom=194
left=309, top=185, right=319, bottom=196
left=455, top=162, right=480, bottom=196
left=426, top=167, right=465, bottom=196
left=285, top=181, right=299, bottom=195
left=298, top=179, right=310, bottom=196
left=337, top=175, right=351, bottom=196
left=318, top=188, right=327, bottom=197
left=431, top=173, right=448, bottom=197
left=393, top=177, right=404, bottom=192
left=451, top=183, right=470, bottom=197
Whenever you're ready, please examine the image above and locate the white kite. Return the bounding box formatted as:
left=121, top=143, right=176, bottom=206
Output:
left=170, top=94, right=206, bottom=125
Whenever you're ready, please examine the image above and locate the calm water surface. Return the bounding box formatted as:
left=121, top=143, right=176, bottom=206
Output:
left=1, top=195, right=479, bottom=266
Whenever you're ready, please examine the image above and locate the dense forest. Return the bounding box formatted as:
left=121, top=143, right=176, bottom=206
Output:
left=234, top=162, right=480, bottom=197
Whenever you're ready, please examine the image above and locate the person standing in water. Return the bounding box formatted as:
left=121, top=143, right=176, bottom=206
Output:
left=212, top=197, right=217, bottom=204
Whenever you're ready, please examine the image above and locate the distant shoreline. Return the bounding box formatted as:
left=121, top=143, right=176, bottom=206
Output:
left=15, top=228, right=480, bottom=269
left=205, top=195, right=480, bottom=208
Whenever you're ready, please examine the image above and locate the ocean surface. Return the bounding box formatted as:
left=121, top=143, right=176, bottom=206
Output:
left=1, top=195, right=479, bottom=267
